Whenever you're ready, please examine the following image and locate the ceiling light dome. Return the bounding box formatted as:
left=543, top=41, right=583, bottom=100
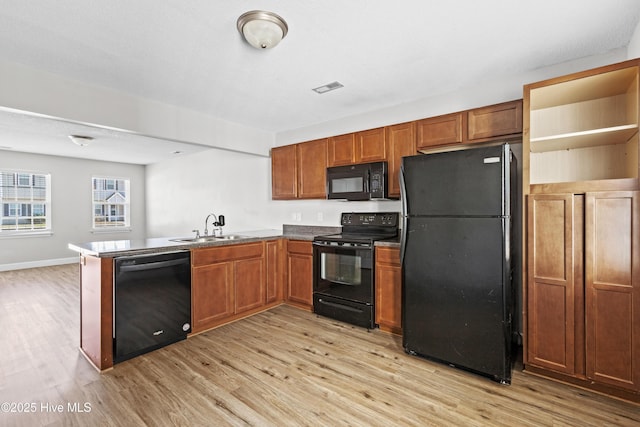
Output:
left=237, top=10, right=288, bottom=49
left=69, top=134, right=94, bottom=147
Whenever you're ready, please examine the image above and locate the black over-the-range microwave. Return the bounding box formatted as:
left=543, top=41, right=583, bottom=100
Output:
left=326, top=161, right=395, bottom=201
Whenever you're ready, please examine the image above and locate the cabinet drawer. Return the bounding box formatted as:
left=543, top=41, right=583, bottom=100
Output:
left=287, top=240, right=313, bottom=255
left=192, top=242, right=264, bottom=266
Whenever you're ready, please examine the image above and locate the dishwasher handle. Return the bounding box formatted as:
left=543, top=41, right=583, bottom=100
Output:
left=119, top=257, right=191, bottom=273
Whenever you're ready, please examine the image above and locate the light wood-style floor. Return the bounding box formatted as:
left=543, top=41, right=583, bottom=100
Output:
left=1, top=264, right=639, bottom=426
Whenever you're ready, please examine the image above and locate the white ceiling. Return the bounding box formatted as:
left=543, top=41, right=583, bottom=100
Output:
left=0, top=0, right=639, bottom=164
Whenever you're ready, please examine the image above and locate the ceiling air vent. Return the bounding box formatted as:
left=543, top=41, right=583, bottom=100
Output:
left=312, top=81, right=344, bottom=94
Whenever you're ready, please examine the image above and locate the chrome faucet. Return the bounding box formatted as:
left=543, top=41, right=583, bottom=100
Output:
left=204, top=213, right=225, bottom=236
left=204, top=213, right=217, bottom=236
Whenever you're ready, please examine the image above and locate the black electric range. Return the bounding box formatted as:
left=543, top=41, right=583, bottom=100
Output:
left=312, top=212, right=399, bottom=328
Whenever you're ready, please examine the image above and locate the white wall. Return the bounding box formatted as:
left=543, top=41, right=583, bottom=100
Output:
left=0, top=151, right=146, bottom=270
left=0, top=60, right=274, bottom=157
left=276, top=49, right=628, bottom=146
left=628, top=18, right=640, bottom=59
left=145, top=145, right=403, bottom=236
left=146, top=148, right=272, bottom=237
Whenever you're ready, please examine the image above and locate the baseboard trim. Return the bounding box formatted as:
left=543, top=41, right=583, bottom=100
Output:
left=0, top=257, right=78, bottom=272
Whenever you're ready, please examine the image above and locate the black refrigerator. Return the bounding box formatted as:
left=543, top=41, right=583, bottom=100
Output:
left=400, top=143, right=515, bottom=384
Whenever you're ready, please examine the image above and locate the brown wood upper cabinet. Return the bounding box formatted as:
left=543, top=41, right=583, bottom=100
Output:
left=327, top=133, right=356, bottom=166
left=272, top=99, right=523, bottom=200
left=271, top=139, right=327, bottom=200
left=467, top=100, right=523, bottom=141
left=297, top=139, right=327, bottom=198
left=355, top=127, right=386, bottom=163
left=271, top=145, right=297, bottom=200
left=416, top=100, right=523, bottom=150
left=327, top=128, right=387, bottom=167
left=416, top=112, right=464, bottom=149
left=386, top=122, right=416, bottom=198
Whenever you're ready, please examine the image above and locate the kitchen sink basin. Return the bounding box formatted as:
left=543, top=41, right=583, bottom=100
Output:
left=214, top=235, right=248, bottom=240
left=170, top=235, right=248, bottom=243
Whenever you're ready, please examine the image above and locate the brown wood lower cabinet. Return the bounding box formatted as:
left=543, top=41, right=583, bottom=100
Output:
left=266, top=239, right=284, bottom=304
left=375, top=247, right=402, bottom=334
left=79, top=255, right=114, bottom=370
left=286, top=240, right=314, bottom=309
left=192, top=242, right=274, bottom=333
left=526, top=191, right=640, bottom=399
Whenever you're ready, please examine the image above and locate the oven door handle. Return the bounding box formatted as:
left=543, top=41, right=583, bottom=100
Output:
left=312, top=241, right=335, bottom=249
left=312, top=241, right=371, bottom=249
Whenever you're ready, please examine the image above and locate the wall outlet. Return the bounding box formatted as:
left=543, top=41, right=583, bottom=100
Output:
left=317, top=212, right=323, bottom=222
left=292, top=212, right=302, bottom=222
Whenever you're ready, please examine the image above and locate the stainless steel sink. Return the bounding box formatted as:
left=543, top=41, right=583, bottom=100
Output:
left=170, top=235, right=248, bottom=243
left=214, top=235, right=248, bottom=240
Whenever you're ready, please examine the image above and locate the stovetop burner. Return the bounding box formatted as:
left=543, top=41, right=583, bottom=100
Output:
left=314, top=212, right=399, bottom=245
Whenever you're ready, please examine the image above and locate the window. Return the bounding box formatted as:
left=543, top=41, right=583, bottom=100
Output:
left=0, top=171, right=51, bottom=233
left=92, top=177, right=130, bottom=229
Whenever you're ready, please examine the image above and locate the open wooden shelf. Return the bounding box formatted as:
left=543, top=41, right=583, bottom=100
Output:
left=525, top=61, right=639, bottom=188
left=530, top=125, right=638, bottom=152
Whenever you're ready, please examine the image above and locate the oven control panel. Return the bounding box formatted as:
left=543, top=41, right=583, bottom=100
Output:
left=341, top=212, right=399, bottom=227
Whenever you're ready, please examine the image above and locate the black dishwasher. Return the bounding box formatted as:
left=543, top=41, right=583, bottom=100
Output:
left=114, top=251, right=191, bottom=363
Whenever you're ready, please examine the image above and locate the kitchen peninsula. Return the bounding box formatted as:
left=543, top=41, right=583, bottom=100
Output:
left=68, top=226, right=358, bottom=371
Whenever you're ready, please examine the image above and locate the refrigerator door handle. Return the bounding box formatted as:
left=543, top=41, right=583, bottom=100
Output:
left=399, top=164, right=408, bottom=266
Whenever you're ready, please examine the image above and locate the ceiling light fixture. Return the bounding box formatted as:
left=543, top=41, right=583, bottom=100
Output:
left=312, top=81, right=344, bottom=94
left=69, top=135, right=94, bottom=147
left=237, top=10, right=288, bottom=49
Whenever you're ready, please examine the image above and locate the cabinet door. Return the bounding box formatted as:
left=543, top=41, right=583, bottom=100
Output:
left=192, top=262, right=234, bottom=332
left=527, top=193, right=583, bottom=375
left=355, top=127, right=386, bottom=163
left=287, top=240, right=313, bottom=308
left=385, top=122, right=416, bottom=198
left=375, top=247, right=402, bottom=334
left=235, top=257, right=265, bottom=314
left=585, top=191, right=639, bottom=391
left=327, top=134, right=355, bottom=166
left=271, top=145, right=297, bottom=200
left=416, top=112, right=463, bottom=149
left=266, top=240, right=283, bottom=303
left=468, top=100, right=523, bottom=141
left=297, top=139, right=327, bottom=199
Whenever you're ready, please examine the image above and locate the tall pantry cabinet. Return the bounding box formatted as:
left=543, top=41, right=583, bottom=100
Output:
left=523, top=58, right=640, bottom=401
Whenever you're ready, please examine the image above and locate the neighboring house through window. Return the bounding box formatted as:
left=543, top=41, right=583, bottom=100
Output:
left=0, top=170, right=51, bottom=233
left=92, top=177, right=130, bottom=229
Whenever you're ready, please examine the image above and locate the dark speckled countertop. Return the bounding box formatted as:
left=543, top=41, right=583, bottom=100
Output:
left=375, top=236, right=401, bottom=248
left=68, top=225, right=351, bottom=258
